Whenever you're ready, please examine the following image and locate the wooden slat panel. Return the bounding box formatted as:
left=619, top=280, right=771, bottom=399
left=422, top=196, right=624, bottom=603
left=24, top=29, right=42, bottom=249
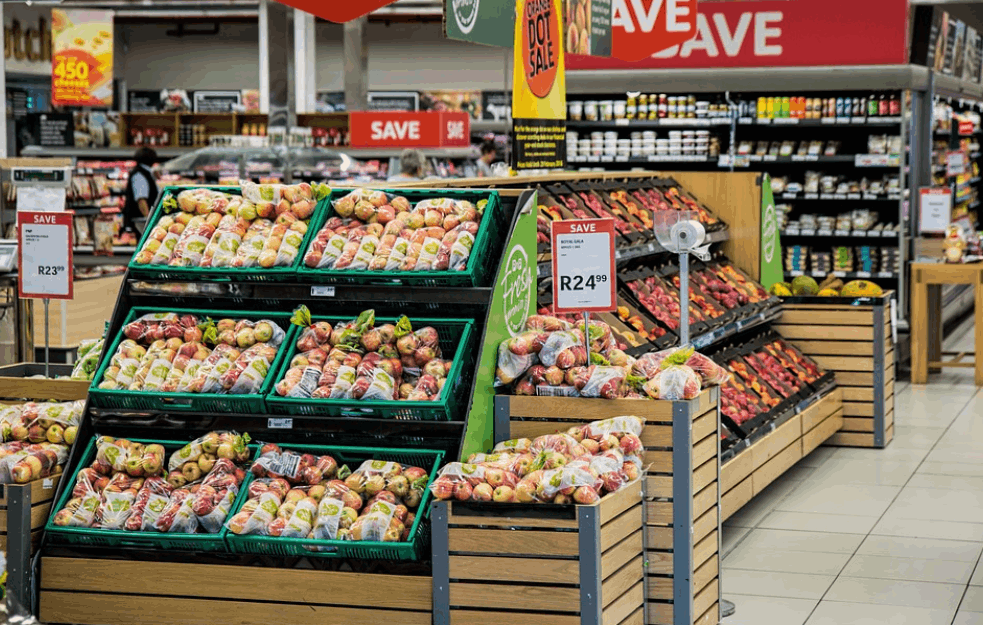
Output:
left=803, top=409, right=843, bottom=455
left=836, top=371, right=874, bottom=386
left=647, top=574, right=672, bottom=601
left=793, top=340, right=874, bottom=356
left=647, top=601, right=673, bottom=624
left=640, top=424, right=672, bottom=448
left=601, top=530, right=643, bottom=579
left=646, top=524, right=671, bottom=550
left=450, top=609, right=579, bottom=625
left=721, top=476, right=753, bottom=521
left=602, top=556, right=644, bottom=608
left=693, top=579, right=719, bottom=622
left=693, top=457, right=717, bottom=495
left=600, top=480, right=643, bottom=525
left=0, top=476, right=61, bottom=507
left=643, top=449, right=672, bottom=473
left=447, top=503, right=577, bottom=529
left=781, top=310, right=873, bottom=325
left=694, top=602, right=719, bottom=625
left=693, top=507, right=718, bottom=545
left=693, top=411, right=717, bottom=444
left=449, top=583, right=579, bottom=612
left=826, top=431, right=877, bottom=447
left=617, top=606, right=644, bottom=625
left=601, top=580, right=644, bottom=625
left=693, top=482, right=717, bottom=520
left=751, top=415, right=801, bottom=469
left=647, top=501, right=671, bottom=525
left=694, top=530, right=718, bottom=570
left=0, top=502, right=51, bottom=529
left=885, top=408, right=894, bottom=430
left=448, top=528, right=578, bottom=556
left=752, top=439, right=802, bottom=496
left=693, top=555, right=718, bottom=597
left=509, top=421, right=577, bottom=440
left=39, top=592, right=432, bottom=625
left=776, top=324, right=874, bottom=341
left=885, top=424, right=894, bottom=443
left=601, top=505, right=643, bottom=552
left=842, top=387, right=873, bottom=402
left=843, top=402, right=875, bottom=417
left=0, top=377, right=89, bottom=402
left=812, top=355, right=875, bottom=372
left=692, top=433, right=717, bottom=469
left=506, top=390, right=716, bottom=422
left=800, top=389, right=843, bottom=432
left=720, top=449, right=753, bottom=493
left=449, top=556, right=579, bottom=584
left=646, top=475, right=672, bottom=499
left=646, top=550, right=672, bottom=576
left=841, top=417, right=875, bottom=433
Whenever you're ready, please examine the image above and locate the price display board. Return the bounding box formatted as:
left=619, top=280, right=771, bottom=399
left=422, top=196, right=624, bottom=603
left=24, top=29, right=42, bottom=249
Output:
left=17, top=211, right=73, bottom=300
left=918, top=187, right=953, bottom=234
left=551, top=219, right=616, bottom=313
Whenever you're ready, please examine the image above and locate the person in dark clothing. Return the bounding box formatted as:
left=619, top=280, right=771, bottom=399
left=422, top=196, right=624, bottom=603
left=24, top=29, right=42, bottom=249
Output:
left=123, top=147, right=159, bottom=234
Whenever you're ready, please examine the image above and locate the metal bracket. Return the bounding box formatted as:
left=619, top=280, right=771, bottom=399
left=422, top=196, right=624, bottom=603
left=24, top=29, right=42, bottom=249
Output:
left=6, top=484, right=32, bottom=618
left=872, top=302, right=887, bottom=448
left=672, top=401, right=695, bottom=625
left=578, top=505, right=603, bottom=625
left=431, top=501, right=450, bottom=625
left=492, top=395, right=512, bottom=446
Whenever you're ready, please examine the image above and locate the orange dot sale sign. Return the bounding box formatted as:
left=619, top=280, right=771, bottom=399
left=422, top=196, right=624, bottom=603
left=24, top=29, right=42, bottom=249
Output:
left=51, top=9, right=114, bottom=108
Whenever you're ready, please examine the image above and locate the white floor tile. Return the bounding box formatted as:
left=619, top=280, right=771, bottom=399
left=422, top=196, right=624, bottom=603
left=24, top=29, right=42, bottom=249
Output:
left=972, top=561, right=983, bottom=587
left=721, top=594, right=817, bottom=625
left=721, top=569, right=835, bottom=599
left=757, top=510, right=880, bottom=535
left=724, top=547, right=852, bottom=575
left=906, top=473, right=983, bottom=491
left=722, top=525, right=751, bottom=557
left=954, top=611, right=983, bottom=625
left=962, top=586, right=983, bottom=612
left=774, top=483, right=901, bottom=517
left=871, top=516, right=983, bottom=542
left=855, top=535, right=983, bottom=562
left=800, top=459, right=919, bottom=487
left=824, top=577, right=965, bottom=609
left=841, top=554, right=975, bottom=584
left=798, top=446, right=837, bottom=468
left=888, top=426, right=946, bottom=449
left=832, top=447, right=931, bottom=463
left=805, top=600, right=955, bottom=625
left=723, top=477, right=800, bottom=528
left=733, top=528, right=865, bottom=554
left=917, top=461, right=983, bottom=478
left=885, top=488, right=983, bottom=523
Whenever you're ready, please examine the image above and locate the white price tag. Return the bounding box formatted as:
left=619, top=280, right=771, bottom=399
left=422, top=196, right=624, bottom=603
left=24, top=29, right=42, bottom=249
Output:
left=551, top=219, right=616, bottom=313
left=17, top=211, right=73, bottom=300
left=17, top=187, right=66, bottom=212
left=267, top=418, right=294, bottom=429
left=311, top=286, right=335, bottom=297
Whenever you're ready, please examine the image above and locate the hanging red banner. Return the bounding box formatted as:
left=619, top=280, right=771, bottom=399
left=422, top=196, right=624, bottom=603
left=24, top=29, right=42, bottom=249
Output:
left=273, top=0, right=395, bottom=23
left=568, top=0, right=909, bottom=70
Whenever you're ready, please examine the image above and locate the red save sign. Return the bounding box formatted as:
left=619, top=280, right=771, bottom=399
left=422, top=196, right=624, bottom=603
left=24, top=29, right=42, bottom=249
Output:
left=272, top=0, right=395, bottom=23
left=611, top=0, right=699, bottom=62
left=348, top=111, right=470, bottom=148
left=551, top=219, right=616, bottom=314
left=17, top=211, right=74, bottom=301
left=568, top=0, right=908, bottom=70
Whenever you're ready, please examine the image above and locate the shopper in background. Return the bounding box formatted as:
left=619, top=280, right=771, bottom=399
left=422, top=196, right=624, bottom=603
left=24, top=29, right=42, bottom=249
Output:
left=123, top=147, right=159, bottom=236
left=388, top=148, right=426, bottom=182
left=477, top=140, right=498, bottom=177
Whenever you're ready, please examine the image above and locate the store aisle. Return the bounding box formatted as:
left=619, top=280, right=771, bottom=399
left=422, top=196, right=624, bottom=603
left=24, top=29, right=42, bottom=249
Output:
left=721, top=318, right=983, bottom=625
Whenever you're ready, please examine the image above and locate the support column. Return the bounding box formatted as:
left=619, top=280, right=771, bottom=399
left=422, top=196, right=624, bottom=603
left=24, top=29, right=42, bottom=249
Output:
left=264, top=0, right=295, bottom=130
left=294, top=8, right=316, bottom=114
left=0, top=4, right=8, bottom=158
left=343, top=16, right=368, bottom=111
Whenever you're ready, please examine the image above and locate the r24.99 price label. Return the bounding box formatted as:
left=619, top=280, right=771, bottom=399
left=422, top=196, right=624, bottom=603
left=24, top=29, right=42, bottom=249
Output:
left=559, top=273, right=608, bottom=292
left=551, top=219, right=616, bottom=314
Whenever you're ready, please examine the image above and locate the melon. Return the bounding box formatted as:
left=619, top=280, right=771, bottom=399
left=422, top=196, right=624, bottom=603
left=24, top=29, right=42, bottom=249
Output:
left=840, top=280, right=883, bottom=297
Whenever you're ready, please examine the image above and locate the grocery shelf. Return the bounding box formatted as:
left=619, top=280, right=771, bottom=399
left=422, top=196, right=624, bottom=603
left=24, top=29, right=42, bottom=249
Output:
left=736, top=116, right=902, bottom=127
left=781, top=228, right=900, bottom=240
left=775, top=192, right=902, bottom=202
left=22, top=146, right=195, bottom=159
left=567, top=118, right=731, bottom=129
left=73, top=246, right=136, bottom=254
left=785, top=270, right=898, bottom=280
left=568, top=154, right=713, bottom=165
left=470, top=119, right=509, bottom=133
left=691, top=304, right=783, bottom=351
left=344, top=146, right=477, bottom=158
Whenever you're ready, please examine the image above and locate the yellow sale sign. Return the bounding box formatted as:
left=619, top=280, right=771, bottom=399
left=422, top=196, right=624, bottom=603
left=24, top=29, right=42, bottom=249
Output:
left=51, top=9, right=114, bottom=107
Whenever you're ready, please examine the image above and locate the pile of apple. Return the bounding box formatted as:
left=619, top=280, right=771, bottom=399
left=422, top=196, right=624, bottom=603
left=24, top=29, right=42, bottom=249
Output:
left=132, top=181, right=330, bottom=269
left=0, top=443, right=68, bottom=484
left=0, top=400, right=82, bottom=446
left=430, top=416, right=645, bottom=505
left=98, top=312, right=286, bottom=395
left=52, top=431, right=249, bottom=533
left=631, top=346, right=730, bottom=401
left=227, top=444, right=430, bottom=544
left=303, top=188, right=485, bottom=272
left=274, top=307, right=453, bottom=402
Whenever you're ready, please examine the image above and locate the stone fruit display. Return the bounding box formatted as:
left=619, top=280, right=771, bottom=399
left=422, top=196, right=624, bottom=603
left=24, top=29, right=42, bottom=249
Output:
left=97, top=312, right=286, bottom=395
left=430, top=416, right=644, bottom=505
left=227, top=445, right=430, bottom=544
left=274, top=306, right=454, bottom=402
left=303, top=188, right=486, bottom=272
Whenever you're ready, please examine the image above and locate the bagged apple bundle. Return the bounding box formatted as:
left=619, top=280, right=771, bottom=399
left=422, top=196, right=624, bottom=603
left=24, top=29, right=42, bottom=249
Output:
left=250, top=442, right=339, bottom=485
left=1, top=400, right=83, bottom=445
left=0, top=443, right=67, bottom=484
left=123, top=477, right=174, bottom=531
left=642, top=347, right=703, bottom=400
left=71, top=338, right=104, bottom=381
left=167, top=431, right=251, bottom=484
left=154, top=457, right=246, bottom=534
left=92, top=438, right=165, bottom=478
left=52, top=477, right=102, bottom=527
left=631, top=346, right=729, bottom=386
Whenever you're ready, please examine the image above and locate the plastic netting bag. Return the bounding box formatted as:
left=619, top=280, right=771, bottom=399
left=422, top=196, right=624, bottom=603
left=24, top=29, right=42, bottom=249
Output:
left=167, top=431, right=250, bottom=472
left=578, top=366, right=627, bottom=399
left=644, top=364, right=702, bottom=400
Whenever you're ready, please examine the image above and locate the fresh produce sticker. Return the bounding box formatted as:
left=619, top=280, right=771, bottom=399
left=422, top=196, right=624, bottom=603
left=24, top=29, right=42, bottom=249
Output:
left=51, top=9, right=114, bottom=107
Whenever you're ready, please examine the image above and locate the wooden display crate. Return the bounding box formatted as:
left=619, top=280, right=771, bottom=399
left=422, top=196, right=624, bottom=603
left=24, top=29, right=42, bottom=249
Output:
left=0, top=363, right=90, bottom=403
left=720, top=388, right=843, bottom=521
left=776, top=294, right=895, bottom=447
left=39, top=558, right=432, bottom=625
left=431, top=481, right=644, bottom=625
left=494, top=389, right=721, bottom=625
left=0, top=476, right=61, bottom=556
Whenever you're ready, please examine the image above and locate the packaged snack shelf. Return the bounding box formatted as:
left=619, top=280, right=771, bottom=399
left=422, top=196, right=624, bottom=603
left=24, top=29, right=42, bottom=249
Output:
left=44, top=437, right=228, bottom=553
left=226, top=444, right=443, bottom=560
left=298, top=188, right=503, bottom=287
left=87, top=307, right=295, bottom=414
left=265, top=315, right=476, bottom=421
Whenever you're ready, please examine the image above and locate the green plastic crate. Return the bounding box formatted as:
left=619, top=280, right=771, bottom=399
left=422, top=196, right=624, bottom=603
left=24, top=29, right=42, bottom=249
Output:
left=44, top=436, right=231, bottom=552
left=226, top=444, right=444, bottom=560
left=297, top=188, right=502, bottom=287
left=265, top=315, right=475, bottom=421
left=88, top=307, right=296, bottom=414
left=126, top=185, right=329, bottom=283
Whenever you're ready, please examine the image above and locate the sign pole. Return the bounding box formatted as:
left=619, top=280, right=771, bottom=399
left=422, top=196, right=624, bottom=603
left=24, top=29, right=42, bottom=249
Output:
left=679, top=252, right=690, bottom=345
left=43, top=298, right=50, bottom=378
left=583, top=311, right=590, bottom=355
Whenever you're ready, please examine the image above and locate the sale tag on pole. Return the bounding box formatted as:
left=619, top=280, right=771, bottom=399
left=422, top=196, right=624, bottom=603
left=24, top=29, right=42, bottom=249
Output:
left=551, top=219, right=616, bottom=313
left=17, top=211, right=74, bottom=300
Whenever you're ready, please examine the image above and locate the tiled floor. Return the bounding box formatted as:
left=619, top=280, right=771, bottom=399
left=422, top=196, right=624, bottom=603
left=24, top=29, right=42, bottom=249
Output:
left=721, top=318, right=983, bottom=625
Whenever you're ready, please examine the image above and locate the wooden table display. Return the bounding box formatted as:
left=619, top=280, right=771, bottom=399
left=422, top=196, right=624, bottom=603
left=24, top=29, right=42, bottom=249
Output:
left=775, top=294, right=895, bottom=448
left=0, top=363, right=90, bottom=403
left=720, top=388, right=843, bottom=521
left=910, top=263, right=983, bottom=386
left=490, top=389, right=720, bottom=625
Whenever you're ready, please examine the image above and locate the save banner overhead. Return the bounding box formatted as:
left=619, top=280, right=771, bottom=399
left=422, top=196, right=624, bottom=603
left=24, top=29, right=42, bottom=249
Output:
left=51, top=9, right=114, bottom=107
left=567, top=0, right=909, bottom=69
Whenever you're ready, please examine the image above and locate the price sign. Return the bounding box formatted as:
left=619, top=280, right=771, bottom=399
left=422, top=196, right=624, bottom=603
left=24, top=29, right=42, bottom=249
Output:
left=947, top=151, right=967, bottom=177
left=17, top=211, right=73, bottom=300
left=918, top=187, right=953, bottom=234
left=551, top=219, right=616, bottom=314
